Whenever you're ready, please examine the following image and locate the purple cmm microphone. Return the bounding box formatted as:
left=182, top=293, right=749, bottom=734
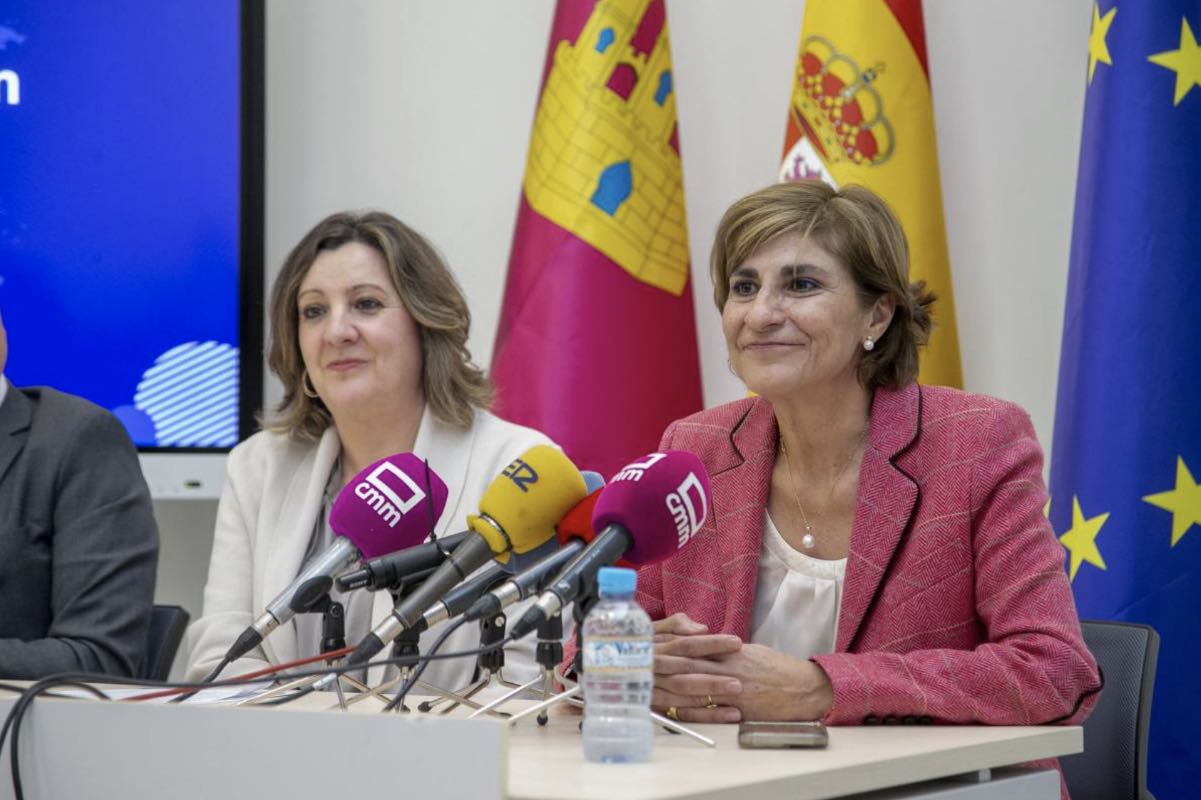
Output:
left=221, top=452, right=448, bottom=665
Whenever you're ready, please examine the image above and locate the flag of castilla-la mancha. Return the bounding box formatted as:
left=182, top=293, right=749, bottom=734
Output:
left=491, top=0, right=703, bottom=479
left=781, top=0, right=962, bottom=387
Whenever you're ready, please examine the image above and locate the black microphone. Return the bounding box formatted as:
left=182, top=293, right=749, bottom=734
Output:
left=461, top=539, right=586, bottom=623
left=409, top=561, right=510, bottom=634
left=509, top=532, right=632, bottom=641
left=335, top=531, right=472, bottom=592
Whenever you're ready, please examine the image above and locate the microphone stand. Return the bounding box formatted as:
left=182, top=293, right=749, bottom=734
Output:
left=504, top=579, right=595, bottom=724
left=502, top=579, right=716, bottom=748
left=416, top=612, right=518, bottom=717
left=349, top=625, right=491, bottom=714
left=240, top=579, right=370, bottom=706
left=337, top=578, right=459, bottom=711
left=339, top=624, right=425, bottom=710
left=467, top=610, right=561, bottom=723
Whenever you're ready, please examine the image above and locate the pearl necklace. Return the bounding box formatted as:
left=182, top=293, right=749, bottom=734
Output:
left=778, top=431, right=866, bottom=551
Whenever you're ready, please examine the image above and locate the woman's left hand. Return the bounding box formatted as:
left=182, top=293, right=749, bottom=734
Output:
left=656, top=637, right=835, bottom=722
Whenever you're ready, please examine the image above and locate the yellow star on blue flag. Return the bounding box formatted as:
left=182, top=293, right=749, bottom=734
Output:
left=1148, top=17, right=1201, bottom=104
left=1143, top=457, right=1201, bottom=546
left=1059, top=497, right=1109, bottom=581
left=1088, top=4, right=1117, bottom=83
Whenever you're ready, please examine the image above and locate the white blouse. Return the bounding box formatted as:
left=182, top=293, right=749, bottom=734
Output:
left=749, top=514, right=846, bottom=660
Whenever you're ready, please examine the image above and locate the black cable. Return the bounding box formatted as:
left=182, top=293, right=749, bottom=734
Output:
left=202, top=655, right=233, bottom=684
left=169, top=655, right=235, bottom=705
left=3, top=679, right=110, bottom=800
left=1, top=637, right=512, bottom=707
left=267, top=628, right=511, bottom=710
left=208, top=633, right=516, bottom=709
left=422, top=457, right=457, bottom=559
left=0, top=634, right=517, bottom=797
left=382, top=615, right=470, bottom=712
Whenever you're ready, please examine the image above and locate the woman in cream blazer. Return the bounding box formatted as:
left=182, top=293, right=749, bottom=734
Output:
left=186, top=211, right=554, bottom=691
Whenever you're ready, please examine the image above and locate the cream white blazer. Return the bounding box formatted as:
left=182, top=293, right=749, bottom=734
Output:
left=185, top=407, right=553, bottom=688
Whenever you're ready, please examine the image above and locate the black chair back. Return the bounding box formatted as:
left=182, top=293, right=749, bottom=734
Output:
left=142, top=604, right=191, bottom=682
left=1061, top=620, right=1159, bottom=800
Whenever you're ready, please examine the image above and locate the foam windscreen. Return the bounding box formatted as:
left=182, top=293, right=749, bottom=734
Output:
left=467, top=445, right=588, bottom=561
left=592, top=451, right=711, bottom=565
left=330, top=453, right=449, bottom=558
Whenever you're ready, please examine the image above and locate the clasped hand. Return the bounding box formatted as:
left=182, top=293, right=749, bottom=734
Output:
left=652, top=613, right=834, bottom=724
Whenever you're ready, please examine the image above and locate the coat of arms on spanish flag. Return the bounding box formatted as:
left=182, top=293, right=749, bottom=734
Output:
left=781, top=0, right=962, bottom=387
left=491, top=0, right=702, bottom=478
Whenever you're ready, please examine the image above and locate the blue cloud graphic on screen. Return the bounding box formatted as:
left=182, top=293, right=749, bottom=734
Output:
left=117, top=342, right=240, bottom=447
left=0, top=27, right=26, bottom=50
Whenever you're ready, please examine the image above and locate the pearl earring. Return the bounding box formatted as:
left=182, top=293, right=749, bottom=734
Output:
left=863, top=337, right=875, bottom=352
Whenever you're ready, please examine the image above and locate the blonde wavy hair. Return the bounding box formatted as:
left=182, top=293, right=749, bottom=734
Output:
left=263, top=211, right=491, bottom=440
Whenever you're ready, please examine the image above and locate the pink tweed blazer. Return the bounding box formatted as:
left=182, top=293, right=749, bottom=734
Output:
left=639, top=383, right=1101, bottom=730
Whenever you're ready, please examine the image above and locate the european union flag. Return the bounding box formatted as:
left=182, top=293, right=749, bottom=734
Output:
left=1050, top=3, right=1201, bottom=797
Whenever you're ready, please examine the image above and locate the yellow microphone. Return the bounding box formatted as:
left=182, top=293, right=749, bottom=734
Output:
left=467, top=445, right=587, bottom=564
left=346, top=445, right=587, bottom=665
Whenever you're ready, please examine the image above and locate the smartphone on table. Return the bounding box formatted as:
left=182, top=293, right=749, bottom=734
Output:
left=737, top=720, right=829, bottom=749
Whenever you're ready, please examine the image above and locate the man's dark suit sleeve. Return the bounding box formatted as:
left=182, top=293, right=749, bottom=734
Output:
left=0, top=409, right=159, bottom=678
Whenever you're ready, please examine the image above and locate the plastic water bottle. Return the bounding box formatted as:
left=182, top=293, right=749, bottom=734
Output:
left=581, top=566, right=654, bottom=763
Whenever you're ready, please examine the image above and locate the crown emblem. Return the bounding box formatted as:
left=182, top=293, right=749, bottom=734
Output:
left=789, top=35, right=894, bottom=168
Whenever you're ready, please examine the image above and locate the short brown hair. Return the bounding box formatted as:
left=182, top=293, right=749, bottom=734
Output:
left=710, top=181, right=934, bottom=389
left=264, top=211, right=491, bottom=440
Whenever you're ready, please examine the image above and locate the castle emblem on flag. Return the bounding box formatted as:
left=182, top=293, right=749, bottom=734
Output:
left=522, top=0, right=689, bottom=296
left=781, top=35, right=895, bottom=184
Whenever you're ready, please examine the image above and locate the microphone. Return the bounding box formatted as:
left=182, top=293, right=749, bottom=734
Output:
left=509, top=451, right=710, bottom=640
left=458, top=539, right=586, bottom=623
left=553, top=481, right=637, bottom=567
left=345, top=445, right=588, bottom=666
left=478, top=468, right=605, bottom=576
left=335, top=530, right=471, bottom=592
left=452, top=472, right=607, bottom=623
left=579, top=469, right=607, bottom=495
left=334, top=472, right=603, bottom=593
left=221, top=453, right=448, bottom=664
left=409, top=560, right=511, bottom=634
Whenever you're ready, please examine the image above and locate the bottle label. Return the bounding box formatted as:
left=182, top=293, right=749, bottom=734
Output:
left=583, top=636, right=653, bottom=673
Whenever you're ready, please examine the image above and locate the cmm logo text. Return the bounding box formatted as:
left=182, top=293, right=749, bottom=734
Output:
left=355, top=461, right=426, bottom=528
left=612, top=453, right=667, bottom=483
left=666, top=472, right=707, bottom=548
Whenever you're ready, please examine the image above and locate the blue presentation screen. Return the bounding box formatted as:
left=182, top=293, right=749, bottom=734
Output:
left=0, top=1, right=249, bottom=448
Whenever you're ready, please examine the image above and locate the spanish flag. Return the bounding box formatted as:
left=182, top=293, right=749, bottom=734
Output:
left=781, top=0, right=961, bottom=387
left=491, top=0, right=703, bottom=479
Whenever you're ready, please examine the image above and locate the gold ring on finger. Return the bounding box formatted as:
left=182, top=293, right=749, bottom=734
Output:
left=704, top=695, right=718, bottom=709
left=665, top=706, right=680, bottom=721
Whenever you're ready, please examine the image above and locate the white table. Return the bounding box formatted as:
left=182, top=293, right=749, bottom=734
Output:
left=508, top=710, right=1073, bottom=800
left=0, top=689, right=1077, bottom=799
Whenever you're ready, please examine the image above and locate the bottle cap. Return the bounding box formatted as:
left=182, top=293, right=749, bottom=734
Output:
left=597, top=566, right=637, bottom=596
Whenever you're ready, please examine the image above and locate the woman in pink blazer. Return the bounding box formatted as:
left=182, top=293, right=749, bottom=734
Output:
left=643, top=182, right=1100, bottom=794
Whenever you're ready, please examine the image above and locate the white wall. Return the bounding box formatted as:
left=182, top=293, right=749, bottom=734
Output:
left=926, top=0, right=1089, bottom=450
left=263, top=0, right=1091, bottom=448
left=158, top=0, right=1094, bottom=633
